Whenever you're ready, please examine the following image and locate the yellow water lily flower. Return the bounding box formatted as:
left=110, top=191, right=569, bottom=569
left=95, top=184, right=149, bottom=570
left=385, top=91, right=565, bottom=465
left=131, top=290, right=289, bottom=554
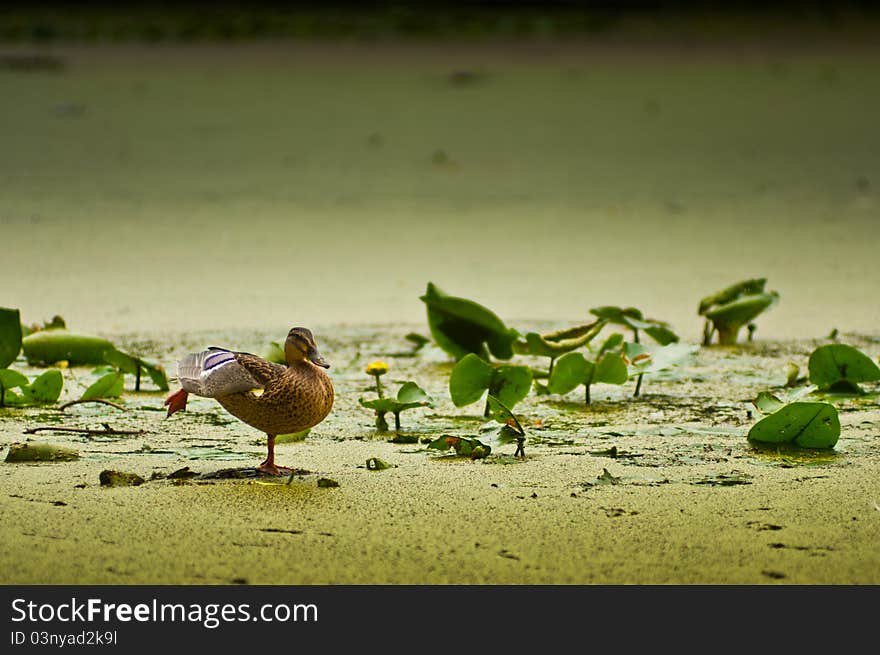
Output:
left=365, top=361, right=389, bottom=376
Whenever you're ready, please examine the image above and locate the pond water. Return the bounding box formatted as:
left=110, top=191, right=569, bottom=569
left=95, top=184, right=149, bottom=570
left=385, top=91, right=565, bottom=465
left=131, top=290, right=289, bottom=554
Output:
left=1, top=43, right=878, bottom=340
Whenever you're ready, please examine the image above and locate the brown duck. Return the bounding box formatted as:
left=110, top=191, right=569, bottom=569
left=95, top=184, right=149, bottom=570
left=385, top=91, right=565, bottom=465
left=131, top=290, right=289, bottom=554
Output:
left=164, top=327, right=334, bottom=476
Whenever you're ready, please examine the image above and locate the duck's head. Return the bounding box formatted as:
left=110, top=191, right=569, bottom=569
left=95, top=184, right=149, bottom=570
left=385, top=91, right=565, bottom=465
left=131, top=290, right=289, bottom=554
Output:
left=284, top=327, right=330, bottom=369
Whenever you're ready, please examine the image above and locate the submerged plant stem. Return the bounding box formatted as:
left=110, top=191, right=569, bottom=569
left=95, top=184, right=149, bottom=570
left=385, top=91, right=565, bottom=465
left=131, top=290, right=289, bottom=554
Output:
left=58, top=398, right=126, bottom=412
left=394, top=411, right=401, bottom=432
left=585, top=383, right=591, bottom=405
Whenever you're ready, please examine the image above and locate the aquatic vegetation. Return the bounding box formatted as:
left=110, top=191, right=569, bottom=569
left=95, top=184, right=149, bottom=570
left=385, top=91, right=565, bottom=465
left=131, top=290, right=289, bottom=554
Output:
left=420, top=282, right=519, bottom=361
left=0, top=307, right=23, bottom=368
left=808, top=343, right=880, bottom=393
left=22, top=329, right=168, bottom=391
left=698, top=278, right=779, bottom=345
left=360, top=360, right=432, bottom=431
left=483, top=395, right=527, bottom=457
left=449, top=353, right=532, bottom=414
left=99, top=470, right=145, bottom=487
left=747, top=401, right=840, bottom=449
left=623, top=341, right=697, bottom=397
left=365, top=360, right=389, bottom=398
left=427, top=434, right=491, bottom=459
left=589, top=306, right=678, bottom=345
left=0, top=369, right=63, bottom=406
left=81, top=367, right=125, bottom=400
left=547, top=351, right=628, bottom=404
left=519, top=319, right=606, bottom=377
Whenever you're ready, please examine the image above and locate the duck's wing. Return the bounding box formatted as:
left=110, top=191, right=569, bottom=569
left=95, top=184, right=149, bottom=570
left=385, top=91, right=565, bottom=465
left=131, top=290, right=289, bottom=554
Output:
left=177, top=348, right=284, bottom=398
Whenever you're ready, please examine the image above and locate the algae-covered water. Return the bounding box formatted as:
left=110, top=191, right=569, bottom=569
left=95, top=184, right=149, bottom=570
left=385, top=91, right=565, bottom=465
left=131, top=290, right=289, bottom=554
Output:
left=1, top=42, right=878, bottom=338
left=1, top=42, right=879, bottom=584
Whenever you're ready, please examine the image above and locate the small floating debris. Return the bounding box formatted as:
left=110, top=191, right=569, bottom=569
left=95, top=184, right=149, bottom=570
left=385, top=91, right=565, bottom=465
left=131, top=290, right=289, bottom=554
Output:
left=99, top=470, right=145, bottom=487
left=317, top=477, right=339, bottom=488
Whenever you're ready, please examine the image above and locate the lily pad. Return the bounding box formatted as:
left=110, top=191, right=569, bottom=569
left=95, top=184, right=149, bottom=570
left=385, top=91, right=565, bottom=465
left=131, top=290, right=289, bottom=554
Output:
left=699, top=279, right=778, bottom=345
left=449, top=354, right=532, bottom=410
left=521, top=320, right=605, bottom=358
left=21, top=369, right=64, bottom=404
left=82, top=371, right=125, bottom=400
left=103, top=349, right=169, bottom=391
left=590, top=306, right=678, bottom=345
left=747, top=402, right=840, bottom=449
left=624, top=341, right=696, bottom=377
left=420, top=282, right=519, bottom=361
left=427, top=435, right=491, bottom=459
left=0, top=368, right=29, bottom=404
left=808, top=344, right=880, bottom=392
left=22, top=330, right=116, bottom=366
left=548, top=351, right=628, bottom=396
left=753, top=391, right=785, bottom=415
left=275, top=429, right=310, bottom=444
left=0, top=307, right=22, bottom=368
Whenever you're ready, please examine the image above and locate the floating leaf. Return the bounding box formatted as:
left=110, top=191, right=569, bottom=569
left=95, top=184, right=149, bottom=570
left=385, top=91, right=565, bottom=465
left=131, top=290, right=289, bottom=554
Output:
left=548, top=351, right=629, bottom=403
left=5, top=442, right=79, bottom=462
left=275, top=429, right=310, bottom=444
left=699, top=279, right=779, bottom=345
left=262, top=341, right=287, bottom=365
left=449, top=354, right=532, bottom=410
left=753, top=391, right=785, bottom=415
left=21, top=369, right=63, bottom=404
left=0, top=307, right=22, bottom=368
left=597, top=333, right=624, bottom=356
left=698, top=278, right=768, bottom=315
left=427, top=434, right=490, bottom=459
left=808, top=344, right=880, bottom=391
left=103, top=349, right=169, bottom=391
left=82, top=371, right=125, bottom=400
left=747, top=402, right=840, bottom=449
left=0, top=368, right=29, bottom=391
left=521, top=320, right=605, bottom=358
left=590, top=306, right=678, bottom=345
left=22, top=330, right=116, bottom=366
left=420, top=282, right=518, bottom=360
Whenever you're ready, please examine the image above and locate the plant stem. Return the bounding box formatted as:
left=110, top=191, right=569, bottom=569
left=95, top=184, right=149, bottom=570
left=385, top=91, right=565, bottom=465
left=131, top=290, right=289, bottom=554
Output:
left=0, top=379, right=5, bottom=408
left=634, top=374, right=644, bottom=397
left=376, top=411, right=388, bottom=432
left=58, top=398, right=126, bottom=412
left=394, top=411, right=401, bottom=432
left=372, top=374, right=384, bottom=398
left=484, top=398, right=491, bottom=418
left=135, top=365, right=141, bottom=391
left=584, top=383, right=591, bottom=405
left=633, top=328, right=640, bottom=344
left=548, top=357, right=556, bottom=378
left=716, top=325, right=740, bottom=345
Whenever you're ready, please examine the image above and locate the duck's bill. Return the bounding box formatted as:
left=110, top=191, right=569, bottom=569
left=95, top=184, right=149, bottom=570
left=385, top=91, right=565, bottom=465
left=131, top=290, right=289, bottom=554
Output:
left=308, top=347, right=330, bottom=368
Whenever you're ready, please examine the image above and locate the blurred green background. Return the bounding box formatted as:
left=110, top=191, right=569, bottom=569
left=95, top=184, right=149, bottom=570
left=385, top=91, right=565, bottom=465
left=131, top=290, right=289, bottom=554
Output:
left=1, top=3, right=878, bottom=339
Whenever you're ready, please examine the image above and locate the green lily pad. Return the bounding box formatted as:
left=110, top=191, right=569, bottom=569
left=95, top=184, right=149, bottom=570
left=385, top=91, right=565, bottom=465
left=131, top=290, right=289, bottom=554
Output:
left=522, top=320, right=605, bottom=358
left=699, top=279, right=779, bottom=345
left=449, top=354, right=532, bottom=409
left=0, top=307, right=22, bottom=368
left=22, top=330, right=116, bottom=366
left=0, top=368, right=29, bottom=391
left=420, top=282, right=518, bottom=361
left=590, top=306, right=678, bottom=345
left=753, top=391, right=785, bottom=415
left=21, top=369, right=64, bottom=404
left=698, top=278, right=768, bottom=315
left=808, top=344, right=880, bottom=391
left=427, top=434, right=491, bottom=459
left=82, top=371, right=125, bottom=400
left=275, top=429, right=310, bottom=444
left=103, top=349, right=169, bottom=391
left=262, top=341, right=287, bottom=365
left=747, top=402, right=840, bottom=449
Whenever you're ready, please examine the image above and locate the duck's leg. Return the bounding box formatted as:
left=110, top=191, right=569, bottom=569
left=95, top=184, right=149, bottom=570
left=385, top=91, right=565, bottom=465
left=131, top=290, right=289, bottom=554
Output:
left=257, top=435, right=292, bottom=476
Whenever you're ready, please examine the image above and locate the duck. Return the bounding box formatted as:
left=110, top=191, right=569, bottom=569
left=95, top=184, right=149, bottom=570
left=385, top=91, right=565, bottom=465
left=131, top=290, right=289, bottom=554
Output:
left=164, top=327, right=334, bottom=476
